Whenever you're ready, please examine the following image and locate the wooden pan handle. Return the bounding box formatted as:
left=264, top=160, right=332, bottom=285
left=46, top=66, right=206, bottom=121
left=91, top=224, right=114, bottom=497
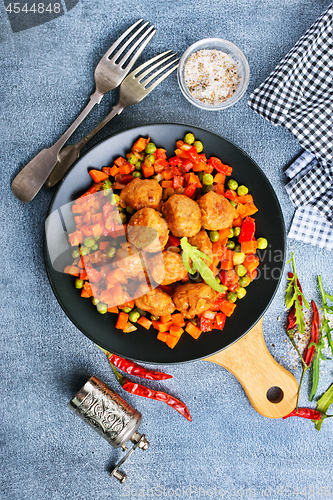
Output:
left=205, top=319, right=298, bottom=418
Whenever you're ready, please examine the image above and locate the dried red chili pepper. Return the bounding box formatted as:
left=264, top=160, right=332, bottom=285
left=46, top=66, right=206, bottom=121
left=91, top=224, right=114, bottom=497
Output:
left=110, top=364, right=191, bottom=421
left=283, top=408, right=323, bottom=420
left=303, top=300, right=319, bottom=366
left=106, top=352, right=172, bottom=381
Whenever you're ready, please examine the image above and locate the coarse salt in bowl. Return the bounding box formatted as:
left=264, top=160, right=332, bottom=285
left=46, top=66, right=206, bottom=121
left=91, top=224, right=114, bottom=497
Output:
left=177, top=38, right=250, bottom=110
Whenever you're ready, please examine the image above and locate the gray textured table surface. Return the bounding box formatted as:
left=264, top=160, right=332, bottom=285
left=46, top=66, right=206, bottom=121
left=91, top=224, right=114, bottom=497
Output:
left=1, top=1, right=333, bottom=499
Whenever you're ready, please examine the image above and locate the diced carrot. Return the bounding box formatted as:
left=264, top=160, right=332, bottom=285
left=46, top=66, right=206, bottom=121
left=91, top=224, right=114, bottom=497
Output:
left=80, top=225, right=93, bottom=236
left=115, top=312, right=129, bottom=330
left=64, top=265, right=80, bottom=277
left=106, top=268, right=127, bottom=285
left=91, top=213, right=103, bottom=224
left=100, top=283, right=124, bottom=306
left=71, top=204, right=82, bottom=213
left=214, top=184, right=225, bottom=195
left=242, top=202, right=258, bottom=217
left=161, top=180, right=173, bottom=188
left=83, top=212, right=91, bottom=224
left=248, top=269, right=258, bottom=281
left=99, top=241, right=109, bottom=251
left=241, top=241, right=258, bottom=255
left=220, top=260, right=234, bottom=270
left=171, top=313, right=185, bottom=327
left=114, top=156, right=128, bottom=167
left=137, top=317, right=152, bottom=330
left=162, top=168, right=174, bottom=180
left=236, top=203, right=246, bottom=218
left=119, top=299, right=135, bottom=310
left=157, top=332, right=168, bottom=342
left=243, top=254, right=260, bottom=273
left=142, top=163, right=155, bottom=178
left=132, top=137, right=149, bottom=152
left=232, top=216, right=243, bottom=227
left=165, top=335, right=181, bottom=349
left=107, top=306, right=119, bottom=314
left=102, top=167, right=111, bottom=175
left=154, top=158, right=168, bottom=173
left=123, top=322, right=137, bottom=333
left=218, top=228, right=232, bottom=240
left=91, top=223, right=103, bottom=238
left=220, top=300, right=237, bottom=317
left=192, top=161, right=207, bottom=172
left=81, top=281, right=93, bottom=298
left=160, top=314, right=172, bottom=324
left=89, top=169, right=109, bottom=183
left=119, top=163, right=134, bottom=175
left=185, top=322, right=202, bottom=339
left=214, top=173, right=226, bottom=183
left=237, top=194, right=253, bottom=204
left=109, top=165, right=119, bottom=177
left=169, top=325, right=184, bottom=338
left=152, top=321, right=173, bottom=332
left=80, top=269, right=88, bottom=280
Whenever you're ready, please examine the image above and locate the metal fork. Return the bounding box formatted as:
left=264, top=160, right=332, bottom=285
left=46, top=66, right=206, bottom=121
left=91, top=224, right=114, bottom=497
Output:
left=11, top=19, right=155, bottom=203
left=45, top=51, right=179, bottom=188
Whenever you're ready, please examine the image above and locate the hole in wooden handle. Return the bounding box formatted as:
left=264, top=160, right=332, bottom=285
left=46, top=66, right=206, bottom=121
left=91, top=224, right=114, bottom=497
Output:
left=266, top=386, right=284, bottom=404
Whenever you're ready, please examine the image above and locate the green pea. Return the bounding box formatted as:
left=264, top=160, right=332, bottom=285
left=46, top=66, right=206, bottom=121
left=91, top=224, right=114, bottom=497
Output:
left=75, top=279, right=84, bottom=289
left=150, top=315, right=160, bottom=321
left=91, top=297, right=100, bottom=305
left=132, top=171, right=142, bottom=178
left=229, top=200, right=237, bottom=208
left=122, top=306, right=133, bottom=313
left=234, top=244, right=241, bottom=252
left=97, top=302, right=108, bottom=314
left=237, top=185, right=249, bottom=196
left=239, top=275, right=251, bottom=287
left=129, top=311, right=140, bottom=323
left=235, top=264, right=247, bottom=277
left=228, top=179, right=238, bottom=190
left=202, top=184, right=214, bottom=193
left=80, top=246, right=90, bottom=256
left=72, top=249, right=80, bottom=259
left=193, top=140, right=203, bottom=153
left=145, top=154, right=155, bottom=165
left=135, top=162, right=142, bottom=171
left=110, top=193, right=120, bottom=205
left=184, top=133, right=195, bottom=145
left=126, top=206, right=135, bottom=214
left=84, top=237, right=96, bottom=248
left=227, top=292, right=237, bottom=303
left=209, top=230, right=220, bottom=242
left=128, top=154, right=137, bottom=164
left=107, top=247, right=116, bottom=258
left=237, top=287, right=247, bottom=299
left=119, top=213, right=127, bottom=224
left=229, top=228, right=234, bottom=238
left=203, top=173, right=214, bottom=185
left=145, top=142, right=157, bottom=154
left=226, top=240, right=235, bottom=250
left=234, top=226, right=241, bottom=237
left=196, top=172, right=204, bottom=182
left=257, top=237, right=268, bottom=249
left=91, top=243, right=99, bottom=252
left=102, top=179, right=112, bottom=190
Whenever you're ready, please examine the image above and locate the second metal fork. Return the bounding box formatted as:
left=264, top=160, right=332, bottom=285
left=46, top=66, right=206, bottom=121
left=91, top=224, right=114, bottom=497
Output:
left=45, top=51, right=179, bottom=187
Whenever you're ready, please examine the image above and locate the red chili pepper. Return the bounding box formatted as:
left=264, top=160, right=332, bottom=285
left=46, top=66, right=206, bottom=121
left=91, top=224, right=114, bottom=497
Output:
left=107, top=353, right=172, bottom=381
left=208, top=157, right=232, bottom=176
left=283, top=408, right=323, bottom=420
left=238, top=217, right=256, bottom=243
left=303, top=300, right=319, bottom=366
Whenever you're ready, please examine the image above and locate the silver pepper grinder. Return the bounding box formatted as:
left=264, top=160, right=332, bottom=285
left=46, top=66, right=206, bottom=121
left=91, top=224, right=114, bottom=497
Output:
left=68, top=375, right=149, bottom=482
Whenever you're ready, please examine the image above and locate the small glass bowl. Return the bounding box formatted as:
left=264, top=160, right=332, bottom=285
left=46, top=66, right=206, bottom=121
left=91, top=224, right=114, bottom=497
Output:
left=177, top=38, right=250, bottom=111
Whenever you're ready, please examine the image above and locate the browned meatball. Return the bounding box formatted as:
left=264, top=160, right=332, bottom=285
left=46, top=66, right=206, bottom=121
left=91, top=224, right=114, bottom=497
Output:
left=173, top=283, right=216, bottom=319
left=134, top=283, right=176, bottom=317
left=148, top=251, right=188, bottom=285
left=119, top=178, right=162, bottom=211
left=114, top=245, right=146, bottom=281
left=127, top=208, right=169, bottom=253
left=188, top=229, right=213, bottom=266
left=198, top=191, right=237, bottom=230
left=162, top=194, right=201, bottom=237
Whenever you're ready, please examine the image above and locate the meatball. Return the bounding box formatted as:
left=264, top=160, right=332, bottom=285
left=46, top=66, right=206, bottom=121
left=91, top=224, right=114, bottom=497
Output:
left=134, top=283, right=176, bottom=317
left=198, top=191, right=237, bottom=230
left=188, top=229, right=213, bottom=266
left=148, top=251, right=188, bottom=285
left=173, top=283, right=216, bottom=319
left=114, top=245, right=146, bottom=281
left=162, top=194, right=201, bottom=237
left=127, top=208, right=169, bottom=253
left=119, top=178, right=162, bottom=211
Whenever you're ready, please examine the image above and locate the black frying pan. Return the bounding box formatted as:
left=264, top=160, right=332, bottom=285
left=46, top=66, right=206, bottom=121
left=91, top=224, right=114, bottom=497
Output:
left=44, top=123, right=286, bottom=365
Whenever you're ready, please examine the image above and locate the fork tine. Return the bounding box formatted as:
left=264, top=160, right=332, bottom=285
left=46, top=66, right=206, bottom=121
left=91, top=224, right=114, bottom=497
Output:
left=141, top=58, right=179, bottom=87
left=134, top=53, right=176, bottom=82
left=118, top=26, right=156, bottom=69
left=110, top=21, right=151, bottom=62
left=104, top=19, right=145, bottom=59
left=129, top=50, right=173, bottom=76
left=142, top=62, right=179, bottom=93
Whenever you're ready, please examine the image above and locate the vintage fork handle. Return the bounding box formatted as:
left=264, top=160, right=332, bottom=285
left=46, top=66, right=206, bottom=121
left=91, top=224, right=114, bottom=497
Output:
left=11, top=91, right=102, bottom=202
left=45, top=101, right=125, bottom=188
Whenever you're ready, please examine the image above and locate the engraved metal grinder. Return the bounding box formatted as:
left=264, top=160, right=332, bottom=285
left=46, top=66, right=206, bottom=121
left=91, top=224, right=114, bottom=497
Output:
left=68, top=375, right=149, bottom=482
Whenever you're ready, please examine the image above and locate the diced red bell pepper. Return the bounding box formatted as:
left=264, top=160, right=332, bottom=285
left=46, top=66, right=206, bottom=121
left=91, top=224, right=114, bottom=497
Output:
left=199, top=317, right=214, bottom=332
left=238, top=217, right=256, bottom=243
left=172, top=176, right=184, bottom=189
left=155, top=148, right=167, bottom=160
left=213, top=312, right=226, bottom=330
left=208, top=157, right=232, bottom=176
left=183, top=146, right=199, bottom=163
left=224, top=189, right=238, bottom=201
left=119, top=174, right=134, bottom=185
left=167, top=234, right=181, bottom=247
left=183, top=185, right=197, bottom=198
left=169, top=156, right=183, bottom=167
left=181, top=159, right=194, bottom=172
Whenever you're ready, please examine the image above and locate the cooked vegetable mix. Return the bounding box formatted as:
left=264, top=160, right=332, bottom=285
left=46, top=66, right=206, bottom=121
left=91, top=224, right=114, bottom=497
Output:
left=64, top=133, right=265, bottom=348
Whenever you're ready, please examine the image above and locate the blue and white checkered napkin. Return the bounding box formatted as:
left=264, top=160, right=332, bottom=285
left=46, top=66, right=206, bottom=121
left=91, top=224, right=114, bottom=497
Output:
left=248, top=4, right=333, bottom=251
